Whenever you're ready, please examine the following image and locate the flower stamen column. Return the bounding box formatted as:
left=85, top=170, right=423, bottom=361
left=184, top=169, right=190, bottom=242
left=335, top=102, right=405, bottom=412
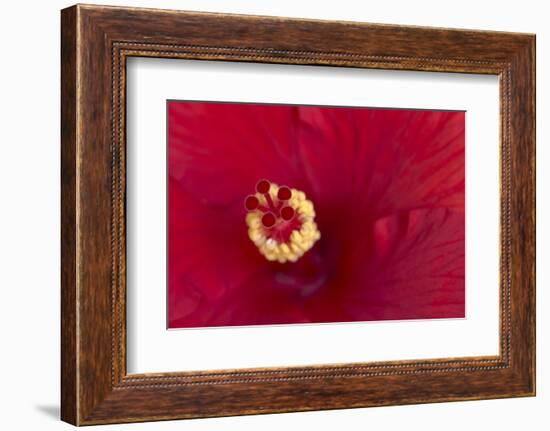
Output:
left=245, top=180, right=321, bottom=263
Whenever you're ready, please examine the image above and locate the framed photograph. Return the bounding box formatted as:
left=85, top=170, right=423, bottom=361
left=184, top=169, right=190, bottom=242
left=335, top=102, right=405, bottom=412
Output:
left=61, top=4, right=536, bottom=425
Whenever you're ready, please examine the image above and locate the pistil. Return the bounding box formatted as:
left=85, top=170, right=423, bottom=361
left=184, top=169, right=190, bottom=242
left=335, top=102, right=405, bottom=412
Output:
left=245, top=180, right=321, bottom=263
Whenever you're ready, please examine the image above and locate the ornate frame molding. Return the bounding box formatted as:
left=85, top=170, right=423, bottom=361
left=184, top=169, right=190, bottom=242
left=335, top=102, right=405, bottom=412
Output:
left=61, top=5, right=535, bottom=425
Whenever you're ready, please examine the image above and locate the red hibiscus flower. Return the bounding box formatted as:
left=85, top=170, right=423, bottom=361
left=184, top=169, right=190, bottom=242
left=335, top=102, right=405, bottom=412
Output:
left=168, top=101, right=465, bottom=328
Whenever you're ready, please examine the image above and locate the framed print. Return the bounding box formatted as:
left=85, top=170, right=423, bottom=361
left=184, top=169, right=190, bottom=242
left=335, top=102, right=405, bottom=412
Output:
left=61, top=4, right=535, bottom=425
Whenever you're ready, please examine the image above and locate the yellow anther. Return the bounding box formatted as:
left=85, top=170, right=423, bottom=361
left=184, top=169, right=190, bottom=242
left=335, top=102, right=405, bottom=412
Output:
left=245, top=182, right=321, bottom=263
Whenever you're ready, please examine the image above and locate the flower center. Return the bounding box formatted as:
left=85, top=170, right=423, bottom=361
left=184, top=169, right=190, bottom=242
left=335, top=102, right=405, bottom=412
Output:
left=245, top=179, right=321, bottom=263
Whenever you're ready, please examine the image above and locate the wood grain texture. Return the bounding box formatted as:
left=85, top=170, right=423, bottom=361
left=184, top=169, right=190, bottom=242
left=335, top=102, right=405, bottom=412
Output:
left=60, top=5, right=78, bottom=425
left=60, top=4, right=536, bottom=425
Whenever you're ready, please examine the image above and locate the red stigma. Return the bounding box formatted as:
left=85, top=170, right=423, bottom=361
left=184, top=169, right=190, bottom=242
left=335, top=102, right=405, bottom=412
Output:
left=245, top=195, right=259, bottom=210
left=262, top=213, right=276, bottom=228
left=277, top=186, right=292, bottom=201
left=256, top=179, right=271, bottom=194
left=280, top=206, right=295, bottom=221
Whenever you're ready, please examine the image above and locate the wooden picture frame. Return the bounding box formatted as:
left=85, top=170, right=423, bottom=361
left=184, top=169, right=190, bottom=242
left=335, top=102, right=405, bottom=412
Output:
left=61, top=4, right=535, bottom=425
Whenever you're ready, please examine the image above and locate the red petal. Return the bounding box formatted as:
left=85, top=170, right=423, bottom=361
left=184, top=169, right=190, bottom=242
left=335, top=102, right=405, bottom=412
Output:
left=330, top=208, right=466, bottom=321
left=168, top=101, right=303, bottom=206
left=181, top=270, right=311, bottom=327
left=296, top=108, right=465, bottom=219
left=168, top=177, right=265, bottom=326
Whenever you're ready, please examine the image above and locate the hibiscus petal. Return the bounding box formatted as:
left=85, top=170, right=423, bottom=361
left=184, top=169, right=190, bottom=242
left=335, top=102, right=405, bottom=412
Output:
left=168, top=101, right=304, bottom=206
left=296, top=107, right=465, bottom=219
left=334, top=207, right=465, bottom=321
left=168, top=176, right=266, bottom=326
left=190, top=269, right=311, bottom=327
